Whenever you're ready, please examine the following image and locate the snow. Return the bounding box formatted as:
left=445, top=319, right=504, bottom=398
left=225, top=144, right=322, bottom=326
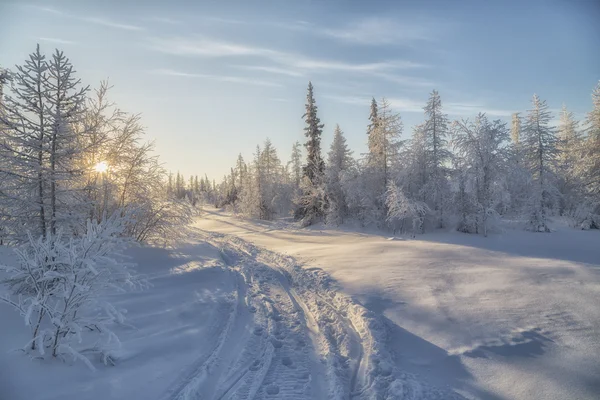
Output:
left=1, top=210, right=599, bottom=399
left=194, top=209, right=600, bottom=400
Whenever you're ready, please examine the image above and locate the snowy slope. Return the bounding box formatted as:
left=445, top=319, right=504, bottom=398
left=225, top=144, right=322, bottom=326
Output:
left=195, top=209, right=600, bottom=400
left=0, top=221, right=459, bottom=399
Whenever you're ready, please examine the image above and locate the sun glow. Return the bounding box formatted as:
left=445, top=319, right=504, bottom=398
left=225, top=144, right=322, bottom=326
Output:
left=93, top=161, right=108, bottom=173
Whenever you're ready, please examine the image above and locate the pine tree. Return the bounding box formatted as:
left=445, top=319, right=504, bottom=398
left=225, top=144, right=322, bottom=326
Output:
left=235, top=153, right=246, bottom=189
left=367, top=98, right=403, bottom=193
left=288, top=141, right=302, bottom=188
left=506, top=112, right=530, bottom=215
left=302, top=82, right=325, bottom=183
left=296, top=82, right=326, bottom=224
left=522, top=94, right=558, bottom=232
left=367, top=97, right=378, bottom=137
left=422, top=90, right=451, bottom=227
left=0, top=45, right=50, bottom=241
left=452, top=113, right=509, bottom=236
left=556, top=104, right=583, bottom=215
left=325, top=125, right=354, bottom=225
left=45, top=49, right=89, bottom=235
left=584, top=81, right=600, bottom=197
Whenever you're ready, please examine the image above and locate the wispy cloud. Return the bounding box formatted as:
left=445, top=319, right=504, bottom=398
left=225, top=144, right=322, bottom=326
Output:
left=25, top=4, right=64, bottom=15
left=82, top=17, right=144, bottom=31
left=148, top=36, right=429, bottom=86
left=28, top=4, right=144, bottom=31
left=151, top=69, right=283, bottom=88
left=326, top=95, right=424, bottom=113
left=38, top=37, right=77, bottom=45
left=446, top=103, right=514, bottom=117
left=232, top=65, right=304, bottom=78
left=318, top=17, right=434, bottom=45
left=148, top=37, right=279, bottom=58
left=141, top=16, right=182, bottom=25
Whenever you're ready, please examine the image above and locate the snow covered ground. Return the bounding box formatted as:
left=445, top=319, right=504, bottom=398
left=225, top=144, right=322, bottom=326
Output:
left=194, top=209, right=600, bottom=400
left=1, top=209, right=599, bottom=399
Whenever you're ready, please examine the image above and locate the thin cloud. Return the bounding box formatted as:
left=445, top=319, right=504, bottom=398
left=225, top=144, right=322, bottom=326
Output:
left=28, top=4, right=144, bottom=32
left=320, top=17, right=433, bottom=45
left=279, top=16, right=437, bottom=46
left=148, top=36, right=429, bottom=86
left=25, top=4, right=65, bottom=15
left=83, top=17, right=144, bottom=31
left=233, top=65, right=304, bottom=78
left=325, top=95, right=424, bottom=113
left=151, top=69, right=283, bottom=88
left=148, top=37, right=280, bottom=58
left=446, top=103, right=514, bottom=117
left=38, top=37, right=77, bottom=45
left=141, top=16, right=182, bottom=25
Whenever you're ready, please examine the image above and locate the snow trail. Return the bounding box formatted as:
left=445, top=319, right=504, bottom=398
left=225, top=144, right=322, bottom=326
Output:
left=197, top=229, right=460, bottom=400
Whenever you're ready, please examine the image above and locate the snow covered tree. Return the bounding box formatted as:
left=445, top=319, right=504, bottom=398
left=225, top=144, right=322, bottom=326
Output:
left=583, top=82, right=600, bottom=198
left=522, top=94, right=558, bottom=232
left=0, top=213, right=144, bottom=367
left=505, top=112, right=530, bottom=215
left=45, top=49, right=89, bottom=235
left=295, top=82, right=326, bottom=225
left=385, top=181, right=430, bottom=235
left=360, top=98, right=404, bottom=225
left=0, top=45, right=51, bottom=242
left=422, top=90, right=451, bottom=228
left=556, top=104, right=583, bottom=216
left=577, top=81, right=600, bottom=229
left=235, top=153, right=246, bottom=189
left=325, top=125, right=354, bottom=225
left=288, top=141, right=302, bottom=188
left=452, top=114, right=509, bottom=236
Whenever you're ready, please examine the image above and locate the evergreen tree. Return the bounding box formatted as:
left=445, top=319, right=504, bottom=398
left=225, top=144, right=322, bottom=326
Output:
left=302, top=82, right=325, bottom=183
left=522, top=94, right=558, bottom=232
left=422, top=90, right=451, bottom=228
left=452, top=113, right=509, bottom=236
left=325, top=125, right=354, bottom=225
left=45, top=49, right=89, bottom=235
left=556, top=104, right=583, bottom=215
left=295, top=82, right=326, bottom=224
left=288, top=141, right=303, bottom=188
left=0, top=45, right=50, bottom=241
left=584, top=82, right=600, bottom=197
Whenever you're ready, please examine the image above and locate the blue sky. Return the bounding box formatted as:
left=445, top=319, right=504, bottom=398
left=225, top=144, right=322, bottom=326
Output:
left=1, top=0, right=599, bottom=180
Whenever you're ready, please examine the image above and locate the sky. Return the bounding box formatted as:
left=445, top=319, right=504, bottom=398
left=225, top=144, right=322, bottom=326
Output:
left=1, top=0, right=599, bottom=180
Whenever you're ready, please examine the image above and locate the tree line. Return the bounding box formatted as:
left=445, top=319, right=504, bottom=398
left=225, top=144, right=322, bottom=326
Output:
left=205, top=81, right=600, bottom=235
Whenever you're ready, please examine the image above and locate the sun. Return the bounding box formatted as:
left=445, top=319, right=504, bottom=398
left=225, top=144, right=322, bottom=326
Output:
left=93, top=161, right=108, bottom=173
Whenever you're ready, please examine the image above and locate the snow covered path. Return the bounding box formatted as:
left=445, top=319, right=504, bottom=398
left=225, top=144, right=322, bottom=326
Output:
left=0, top=217, right=457, bottom=400
left=1, top=210, right=598, bottom=399
left=195, top=209, right=600, bottom=400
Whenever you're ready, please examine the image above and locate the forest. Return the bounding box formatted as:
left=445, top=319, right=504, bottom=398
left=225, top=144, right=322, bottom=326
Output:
left=189, top=81, right=600, bottom=236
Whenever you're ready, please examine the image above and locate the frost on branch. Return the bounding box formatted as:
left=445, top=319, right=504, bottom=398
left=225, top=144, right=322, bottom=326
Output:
left=0, top=212, right=145, bottom=368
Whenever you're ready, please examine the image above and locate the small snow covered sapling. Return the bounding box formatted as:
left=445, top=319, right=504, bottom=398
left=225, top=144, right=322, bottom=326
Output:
left=0, top=212, right=144, bottom=368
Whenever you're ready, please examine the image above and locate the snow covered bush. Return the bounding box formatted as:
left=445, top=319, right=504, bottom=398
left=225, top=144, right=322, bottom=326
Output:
left=0, top=213, right=144, bottom=368
left=385, top=182, right=430, bottom=235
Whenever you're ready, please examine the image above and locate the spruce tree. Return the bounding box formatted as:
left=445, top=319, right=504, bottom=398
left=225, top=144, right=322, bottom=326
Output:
left=522, top=94, right=558, bottom=232
left=423, top=90, right=451, bottom=227
left=325, top=124, right=354, bottom=225
left=295, top=82, right=326, bottom=224
left=302, top=81, right=325, bottom=184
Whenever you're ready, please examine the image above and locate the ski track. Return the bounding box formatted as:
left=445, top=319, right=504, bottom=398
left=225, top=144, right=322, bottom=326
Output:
left=159, top=229, right=461, bottom=400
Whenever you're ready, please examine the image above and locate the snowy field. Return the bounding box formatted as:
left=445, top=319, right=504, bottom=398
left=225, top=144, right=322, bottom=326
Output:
left=1, top=209, right=599, bottom=400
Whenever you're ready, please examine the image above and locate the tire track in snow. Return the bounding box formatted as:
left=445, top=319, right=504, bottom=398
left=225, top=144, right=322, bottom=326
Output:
left=203, top=230, right=464, bottom=400
left=159, top=268, right=250, bottom=400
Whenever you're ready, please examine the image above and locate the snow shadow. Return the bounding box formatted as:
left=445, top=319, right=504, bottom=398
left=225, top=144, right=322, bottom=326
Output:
left=417, top=229, right=600, bottom=267
left=462, top=329, right=553, bottom=359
